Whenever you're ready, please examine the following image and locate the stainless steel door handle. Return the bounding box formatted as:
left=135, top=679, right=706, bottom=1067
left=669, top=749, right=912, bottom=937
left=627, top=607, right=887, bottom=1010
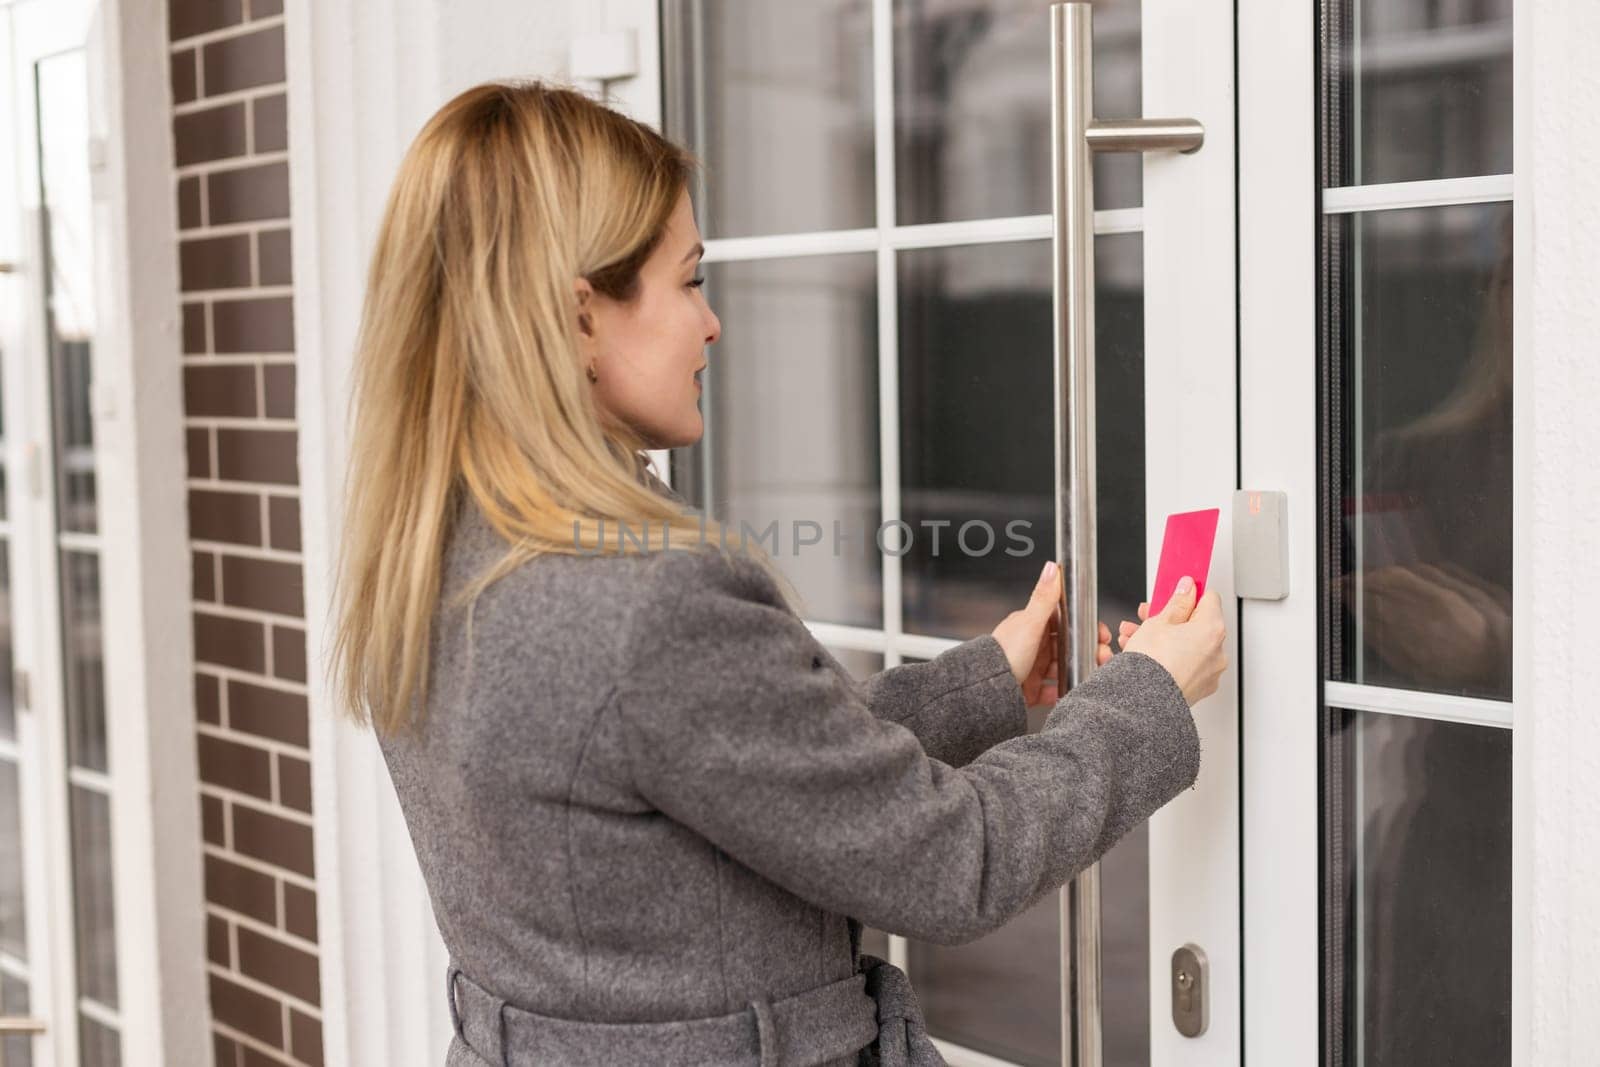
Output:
left=1049, top=5, right=1203, bottom=1066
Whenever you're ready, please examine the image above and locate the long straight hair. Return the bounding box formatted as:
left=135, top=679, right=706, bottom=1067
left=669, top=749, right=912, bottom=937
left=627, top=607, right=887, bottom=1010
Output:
left=331, top=81, right=795, bottom=738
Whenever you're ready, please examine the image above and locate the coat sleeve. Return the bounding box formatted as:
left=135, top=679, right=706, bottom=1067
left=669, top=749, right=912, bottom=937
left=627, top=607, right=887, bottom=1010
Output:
left=832, top=637, right=1030, bottom=767
left=614, top=548, right=1200, bottom=946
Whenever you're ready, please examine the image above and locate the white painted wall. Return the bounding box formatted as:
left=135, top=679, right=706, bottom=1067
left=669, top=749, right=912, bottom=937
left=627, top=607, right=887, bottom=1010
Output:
left=284, top=1, right=643, bottom=1062
left=1512, top=0, right=1600, bottom=1061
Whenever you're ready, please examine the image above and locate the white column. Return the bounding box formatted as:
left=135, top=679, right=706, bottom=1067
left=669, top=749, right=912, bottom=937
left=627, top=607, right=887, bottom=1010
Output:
left=1514, top=1, right=1600, bottom=1062
left=284, top=1, right=657, bottom=1062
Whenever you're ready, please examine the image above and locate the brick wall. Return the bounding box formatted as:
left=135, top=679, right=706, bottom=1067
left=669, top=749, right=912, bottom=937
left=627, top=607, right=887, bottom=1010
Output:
left=167, top=2, right=324, bottom=1065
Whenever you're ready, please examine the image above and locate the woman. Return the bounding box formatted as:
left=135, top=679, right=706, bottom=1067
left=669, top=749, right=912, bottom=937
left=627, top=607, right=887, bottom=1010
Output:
left=331, top=80, right=1227, bottom=1067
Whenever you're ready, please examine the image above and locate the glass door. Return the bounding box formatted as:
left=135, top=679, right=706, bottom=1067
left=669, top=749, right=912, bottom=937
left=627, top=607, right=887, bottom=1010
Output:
left=1, top=2, right=123, bottom=1063
left=657, top=2, right=1240, bottom=1064
left=1317, top=1, right=1514, bottom=1063
left=1237, top=0, right=1516, bottom=1063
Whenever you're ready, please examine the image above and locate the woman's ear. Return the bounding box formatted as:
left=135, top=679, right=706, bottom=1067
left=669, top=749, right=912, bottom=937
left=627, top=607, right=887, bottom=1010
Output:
left=573, top=278, right=596, bottom=340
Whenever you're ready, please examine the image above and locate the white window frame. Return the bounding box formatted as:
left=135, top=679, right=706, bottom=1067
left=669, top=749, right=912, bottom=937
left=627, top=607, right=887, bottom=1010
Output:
left=0, top=0, right=209, bottom=1063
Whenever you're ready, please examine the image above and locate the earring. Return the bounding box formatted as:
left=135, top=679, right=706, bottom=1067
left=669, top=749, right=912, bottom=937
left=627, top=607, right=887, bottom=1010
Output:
left=586, top=363, right=599, bottom=383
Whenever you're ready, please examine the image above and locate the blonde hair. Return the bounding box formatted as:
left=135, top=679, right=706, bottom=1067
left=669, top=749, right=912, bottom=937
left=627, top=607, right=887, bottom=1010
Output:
left=331, top=80, right=796, bottom=738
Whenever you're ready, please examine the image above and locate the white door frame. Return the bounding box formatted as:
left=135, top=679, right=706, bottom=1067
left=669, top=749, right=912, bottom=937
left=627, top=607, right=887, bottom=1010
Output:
left=0, top=0, right=208, bottom=1062
left=1140, top=1, right=1241, bottom=1062
left=1236, top=0, right=1320, bottom=1060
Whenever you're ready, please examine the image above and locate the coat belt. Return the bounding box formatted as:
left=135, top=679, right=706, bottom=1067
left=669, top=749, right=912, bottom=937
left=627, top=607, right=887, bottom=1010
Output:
left=447, top=961, right=887, bottom=1067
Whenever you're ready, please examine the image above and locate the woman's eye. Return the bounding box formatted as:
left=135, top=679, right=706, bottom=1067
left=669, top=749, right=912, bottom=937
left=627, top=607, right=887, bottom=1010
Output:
left=687, top=275, right=706, bottom=289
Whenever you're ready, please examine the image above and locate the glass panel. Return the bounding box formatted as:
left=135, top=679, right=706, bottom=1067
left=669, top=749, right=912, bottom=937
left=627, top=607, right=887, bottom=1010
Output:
left=37, top=49, right=98, bottom=535
left=900, top=233, right=1147, bottom=1063
left=893, top=0, right=1141, bottom=225
left=77, top=1012, right=121, bottom=1067
left=61, top=550, right=107, bottom=772
left=662, top=0, right=875, bottom=238
left=825, top=646, right=884, bottom=680
left=69, top=784, right=117, bottom=1010
left=1331, top=203, right=1512, bottom=701
left=0, top=547, right=14, bottom=742
left=0, top=758, right=26, bottom=960
left=671, top=254, right=883, bottom=630
left=1, top=972, right=33, bottom=1067
left=1334, top=0, right=1512, bottom=187
left=910, top=894, right=1060, bottom=1065
left=1325, top=710, right=1511, bottom=1064
left=898, top=238, right=1051, bottom=639
left=899, top=233, right=1144, bottom=640
left=859, top=924, right=890, bottom=962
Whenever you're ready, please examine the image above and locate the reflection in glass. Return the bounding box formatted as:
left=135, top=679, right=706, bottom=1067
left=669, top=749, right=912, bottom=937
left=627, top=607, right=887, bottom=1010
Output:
left=1331, top=203, right=1512, bottom=701
left=37, top=50, right=98, bottom=536
left=662, top=0, right=875, bottom=238
left=670, top=254, right=883, bottom=629
left=62, top=551, right=108, bottom=772
left=824, top=646, right=884, bottom=682
left=1326, top=710, right=1510, bottom=1065
left=859, top=924, right=890, bottom=963
left=1, top=971, right=33, bottom=1067
left=899, top=233, right=1144, bottom=640
left=900, top=234, right=1148, bottom=1064
left=70, top=785, right=118, bottom=1011
left=911, top=893, right=1060, bottom=1065
left=0, top=549, right=14, bottom=741
left=894, top=0, right=1142, bottom=222
left=1331, top=0, right=1512, bottom=187
left=78, top=1012, right=121, bottom=1067
left=1, top=758, right=26, bottom=960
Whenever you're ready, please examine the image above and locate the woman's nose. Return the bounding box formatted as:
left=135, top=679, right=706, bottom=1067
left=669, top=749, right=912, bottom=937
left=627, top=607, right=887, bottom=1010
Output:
left=704, top=307, right=722, bottom=345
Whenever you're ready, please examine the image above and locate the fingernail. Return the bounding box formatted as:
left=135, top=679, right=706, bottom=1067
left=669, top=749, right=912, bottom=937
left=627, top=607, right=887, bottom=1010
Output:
left=1176, top=576, right=1194, bottom=594
left=1039, top=560, right=1058, bottom=583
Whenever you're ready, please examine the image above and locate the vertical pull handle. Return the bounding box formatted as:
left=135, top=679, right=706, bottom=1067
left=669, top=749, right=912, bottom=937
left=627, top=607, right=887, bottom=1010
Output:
left=1049, top=4, right=1203, bottom=1066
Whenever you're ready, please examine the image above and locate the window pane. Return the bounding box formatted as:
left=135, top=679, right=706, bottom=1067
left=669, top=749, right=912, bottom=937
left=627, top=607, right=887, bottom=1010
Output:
left=0, top=758, right=26, bottom=960
left=77, top=1012, right=121, bottom=1067
left=70, top=784, right=118, bottom=1010
left=911, top=892, right=1060, bottom=1065
left=823, top=646, right=884, bottom=681
left=671, top=254, right=883, bottom=629
left=1, top=972, right=33, bottom=1067
left=894, top=0, right=1141, bottom=224
left=1331, top=203, right=1512, bottom=701
left=1331, top=0, right=1512, bottom=186
left=37, top=50, right=99, bottom=535
left=1325, top=710, right=1510, bottom=1064
left=0, top=547, right=14, bottom=742
left=62, top=550, right=109, bottom=772
left=899, top=233, right=1143, bottom=640
left=662, top=0, right=875, bottom=238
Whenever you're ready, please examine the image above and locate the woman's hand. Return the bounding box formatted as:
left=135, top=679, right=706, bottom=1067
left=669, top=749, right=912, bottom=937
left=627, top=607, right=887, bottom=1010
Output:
left=992, top=561, right=1117, bottom=707
left=1121, top=576, right=1228, bottom=706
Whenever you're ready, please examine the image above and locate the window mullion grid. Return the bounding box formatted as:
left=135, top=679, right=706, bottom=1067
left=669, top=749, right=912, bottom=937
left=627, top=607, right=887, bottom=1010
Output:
left=871, top=0, right=913, bottom=981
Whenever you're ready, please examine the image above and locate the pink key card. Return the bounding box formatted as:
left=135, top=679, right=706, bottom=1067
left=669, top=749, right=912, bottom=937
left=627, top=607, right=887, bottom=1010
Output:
left=1149, top=508, right=1221, bottom=617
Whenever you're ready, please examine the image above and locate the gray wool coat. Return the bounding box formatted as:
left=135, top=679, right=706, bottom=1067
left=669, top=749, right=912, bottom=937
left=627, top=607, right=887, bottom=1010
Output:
left=378, top=478, right=1201, bottom=1067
